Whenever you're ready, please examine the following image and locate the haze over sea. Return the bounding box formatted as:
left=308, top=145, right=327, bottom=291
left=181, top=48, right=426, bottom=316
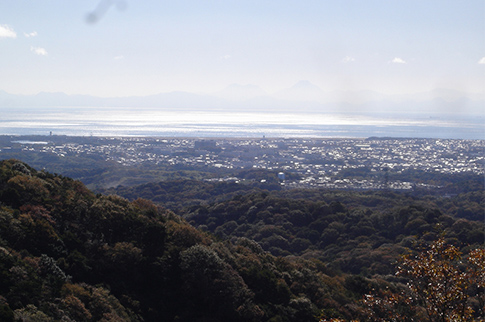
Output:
left=1, top=107, right=483, bottom=140
left=2, top=1, right=484, bottom=141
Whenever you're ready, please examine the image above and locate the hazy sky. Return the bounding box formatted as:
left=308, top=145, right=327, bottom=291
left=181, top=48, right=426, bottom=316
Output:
left=1, top=0, right=484, bottom=97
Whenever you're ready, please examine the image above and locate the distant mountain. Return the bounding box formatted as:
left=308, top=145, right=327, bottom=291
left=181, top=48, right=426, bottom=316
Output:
left=287, top=80, right=322, bottom=93
left=0, top=90, right=227, bottom=110
left=273, top=80, right=326, bottom=102
left=0, top=86, right=483, bottom=116
left=105, top=91, right=228, bottom=109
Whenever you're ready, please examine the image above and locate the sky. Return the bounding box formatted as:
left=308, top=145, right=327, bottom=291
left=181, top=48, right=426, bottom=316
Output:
left=0, top=0, right=484, bottom=97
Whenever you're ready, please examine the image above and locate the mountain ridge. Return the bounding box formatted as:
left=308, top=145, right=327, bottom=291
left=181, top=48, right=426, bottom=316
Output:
left=1, top=83, right=484, bottom=115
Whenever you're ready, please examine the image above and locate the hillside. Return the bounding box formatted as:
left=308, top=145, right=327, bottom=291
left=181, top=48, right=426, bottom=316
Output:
left=0, top=159, right=368, bottom=321
left=0, top=159, right=484, bottom=321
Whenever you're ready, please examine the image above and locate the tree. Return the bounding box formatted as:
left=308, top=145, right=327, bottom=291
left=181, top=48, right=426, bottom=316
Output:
left=179, top=244, right=258, bottom=321
left=365, top=237, right=485, bottom=321
left=467, top=248, right=485, bottom=318
left=397, top=238, right=474, bottom=321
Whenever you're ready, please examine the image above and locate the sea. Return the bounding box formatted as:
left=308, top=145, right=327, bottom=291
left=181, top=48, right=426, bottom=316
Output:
left=1, top=107, right=484, bottom=140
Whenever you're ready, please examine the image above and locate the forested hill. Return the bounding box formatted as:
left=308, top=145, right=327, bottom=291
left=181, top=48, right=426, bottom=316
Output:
left=0, top=159, right=484, bottom=321
left=102, top=178, right=484, bottom=276
left=0, top=159, right=376, bottom=321
left=183, top=189, right=484, bottom=273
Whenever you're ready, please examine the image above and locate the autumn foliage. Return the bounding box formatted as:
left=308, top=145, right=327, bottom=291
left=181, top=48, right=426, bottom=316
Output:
left=363, top=238, right=485, bottom=321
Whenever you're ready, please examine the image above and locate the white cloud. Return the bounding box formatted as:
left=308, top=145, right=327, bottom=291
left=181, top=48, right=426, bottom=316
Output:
left=0, top=24, right=17, bottom=38
left=31, top=46, right=48, bottom=56
left=342, top=56, right=355, bottom=63
left=478, top=57, right=485, bottom=64
left=221, top=55, right=231, bottom=60
left=114, top=55, right=124, bottom=60
left=391, top=57, right=406, bottom=64
left=24, top=31, right=38, bottom=38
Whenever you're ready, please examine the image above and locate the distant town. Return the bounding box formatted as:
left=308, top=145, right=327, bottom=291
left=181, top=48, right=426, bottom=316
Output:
left=1, top=135, right=483, bottom=191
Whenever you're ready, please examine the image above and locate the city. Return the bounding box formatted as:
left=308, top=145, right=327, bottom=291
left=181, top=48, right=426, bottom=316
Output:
left=2, top=135, right=483, bottom=191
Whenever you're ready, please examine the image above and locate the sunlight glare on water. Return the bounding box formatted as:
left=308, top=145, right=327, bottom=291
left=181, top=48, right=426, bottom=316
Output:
left=1, top=107, right=482, bottom=139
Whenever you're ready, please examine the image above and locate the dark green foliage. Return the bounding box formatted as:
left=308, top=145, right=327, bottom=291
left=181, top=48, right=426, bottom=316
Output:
left=185, top=188, right=484, bottom=276
left=0, top=159, right=353, bottom=321
left=0, top=158, right=483, bottom=321
left=0, top=301, right=14, bottom=322
left=99, top=178, right=271, bottom=212
left=256, top=268, right=291, bottom=305
left=179, top=245, right=254, bottom=321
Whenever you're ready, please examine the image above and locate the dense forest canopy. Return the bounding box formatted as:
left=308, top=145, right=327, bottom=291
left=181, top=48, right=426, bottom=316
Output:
left=0, top=159, right=483, bottom=321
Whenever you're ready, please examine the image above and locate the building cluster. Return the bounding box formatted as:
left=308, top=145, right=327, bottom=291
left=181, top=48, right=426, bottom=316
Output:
left=3, top=136, right=484, bottom=190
